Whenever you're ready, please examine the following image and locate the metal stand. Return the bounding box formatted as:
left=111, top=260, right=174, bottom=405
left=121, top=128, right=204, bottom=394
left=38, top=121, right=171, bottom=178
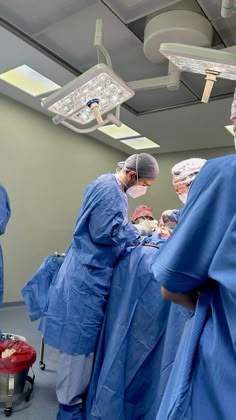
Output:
left=39, top=337, right=46, bottom=370
left=0, top=373, right=35, bottom=417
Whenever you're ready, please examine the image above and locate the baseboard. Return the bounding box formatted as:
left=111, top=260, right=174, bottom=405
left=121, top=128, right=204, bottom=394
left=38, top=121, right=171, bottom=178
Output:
left=1, top=300, right=25, bottom=308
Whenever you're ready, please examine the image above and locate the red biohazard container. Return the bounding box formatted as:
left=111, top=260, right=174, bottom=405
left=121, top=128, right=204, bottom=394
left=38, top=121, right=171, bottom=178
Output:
left=0, top=334, right=36, bottom=417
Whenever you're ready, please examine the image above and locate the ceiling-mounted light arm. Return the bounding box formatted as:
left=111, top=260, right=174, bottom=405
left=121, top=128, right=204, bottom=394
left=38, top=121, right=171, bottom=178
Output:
left=58, top=112, right=122, bottom=134
left=127, top=62, right=181, bottom=92
left=94, top=19, right=113, bottom=69
left=115, top=105, right=121, bottom=120
left=201, top=71, right=219, bottom=103
left=159, top=43, right=236, bottom=103
left=221, top=0, right=236, bottom=18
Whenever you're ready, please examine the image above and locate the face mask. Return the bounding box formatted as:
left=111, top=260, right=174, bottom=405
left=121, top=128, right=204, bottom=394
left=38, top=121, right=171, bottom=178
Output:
left=178, top=192, right=188, bottom=204
left=127, top=185, right=147, bottom=199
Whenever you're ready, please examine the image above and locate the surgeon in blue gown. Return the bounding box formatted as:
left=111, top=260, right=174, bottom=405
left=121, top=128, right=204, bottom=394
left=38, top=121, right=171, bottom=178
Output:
left=39, top=153, right=159, bottom=420
left=86, top=235, right=191, bottom=420
left=86, top=159, right=207, bottom=420
left=153, top=154, right=236, bottom=420
left=0, top=184, right=11, bottom=305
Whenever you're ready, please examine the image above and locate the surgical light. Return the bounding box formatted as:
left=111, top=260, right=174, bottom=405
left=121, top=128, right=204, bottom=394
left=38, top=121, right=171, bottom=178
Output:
left=41, top=19, right=182, bottom=135
left=160, top=43, right=236, bottom=103
left=41, top=63, right=134, bottom=126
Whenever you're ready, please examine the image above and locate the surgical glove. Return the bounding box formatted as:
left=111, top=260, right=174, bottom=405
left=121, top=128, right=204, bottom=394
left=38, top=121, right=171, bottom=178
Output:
left=135, top=220, right=156, bottom=236
left=149, top=220, right=159, bottom=231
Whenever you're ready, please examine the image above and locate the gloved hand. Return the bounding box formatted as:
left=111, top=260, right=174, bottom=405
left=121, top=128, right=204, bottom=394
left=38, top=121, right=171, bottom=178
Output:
left=134, top=220, right=157, bottom=236
left=149, top=220, right=159, bottom=231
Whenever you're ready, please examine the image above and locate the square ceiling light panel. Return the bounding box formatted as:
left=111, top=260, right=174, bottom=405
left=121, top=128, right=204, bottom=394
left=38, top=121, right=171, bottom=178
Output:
left=98, top=123, right=140, bottom=139
left=41, top=64, right=135, bottom=126
left=120, top=137, right=160, bottom=150
left=160, top=43, right=236, bottom=81
left=0, top=65, right=60, bottom=96
left=225, top=125, right=235, bottom=136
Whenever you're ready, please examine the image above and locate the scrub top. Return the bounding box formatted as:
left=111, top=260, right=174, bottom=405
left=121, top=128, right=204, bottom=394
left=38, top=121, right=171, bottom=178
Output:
left=39, top=173, right=140, bottom=355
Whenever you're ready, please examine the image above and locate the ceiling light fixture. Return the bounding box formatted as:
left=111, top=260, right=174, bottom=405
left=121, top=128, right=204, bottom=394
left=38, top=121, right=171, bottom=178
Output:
left=98, top=123, right=140, bottom=139
left=225, top=125, right=236, bottom=149
left=160, top=43, right=236, bottom=103
left=120, top=137, right=160, bottom=150
left=0, top=65, right=60, bottom=96
left=225, top=124, right=234, bottom=136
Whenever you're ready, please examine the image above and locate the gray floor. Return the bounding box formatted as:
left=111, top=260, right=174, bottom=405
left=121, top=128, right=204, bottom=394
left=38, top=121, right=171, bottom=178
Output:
left=0, top=304, right=58, bottom=419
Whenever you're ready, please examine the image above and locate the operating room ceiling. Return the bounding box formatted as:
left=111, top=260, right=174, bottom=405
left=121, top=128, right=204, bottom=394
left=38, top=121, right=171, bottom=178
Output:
left=0, top=0, right=235, bottom=154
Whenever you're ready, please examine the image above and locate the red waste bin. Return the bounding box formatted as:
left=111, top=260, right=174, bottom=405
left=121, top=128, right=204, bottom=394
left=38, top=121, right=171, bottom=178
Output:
left=0, top=338, right=36, bottom=417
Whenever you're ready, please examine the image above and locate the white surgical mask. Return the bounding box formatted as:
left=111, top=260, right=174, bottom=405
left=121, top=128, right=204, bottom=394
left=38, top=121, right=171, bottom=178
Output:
left=127, top=185, right=147, bottom=199
left=178, top=192, right=188, bottom=204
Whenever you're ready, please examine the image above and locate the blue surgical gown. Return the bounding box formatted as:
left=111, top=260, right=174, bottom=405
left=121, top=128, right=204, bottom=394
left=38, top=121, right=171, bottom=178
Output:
left=152, top=154, right=236, bottom=420
left=39, top=174, right=140, bottom=355
left=0, top=184, right=11, bottom=305
left=86, top=243, right=191, bottom=420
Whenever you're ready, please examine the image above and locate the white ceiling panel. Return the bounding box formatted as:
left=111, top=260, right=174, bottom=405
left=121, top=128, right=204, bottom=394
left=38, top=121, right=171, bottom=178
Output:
left=196, top=0, right=236, bottom=46
left=102, top=0, right=182, bottom=23
left=0, top=0, right=94, bottom=36
left=0, top=26, right=74, bottom=91
left=212, top=16, right=236, bottom=46
left=35, top=2, right=160, bottom=81
left=195, top=0, right=223, bottom=20
left=127, top=84, right=196, bottom=112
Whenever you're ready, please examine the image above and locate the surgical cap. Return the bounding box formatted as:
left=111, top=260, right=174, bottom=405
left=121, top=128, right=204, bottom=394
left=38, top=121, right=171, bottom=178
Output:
left=172, top=158, right=206, bottom=187
left=131, top=205, right=153, bottom=222
left=119, top=153, right=159, bottom=180
left=159, top=209, right=180, bottom=230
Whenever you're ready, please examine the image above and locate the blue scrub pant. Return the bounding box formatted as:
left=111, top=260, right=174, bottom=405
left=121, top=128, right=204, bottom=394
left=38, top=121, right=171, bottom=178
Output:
left=56, top=352, right=94, bottom=420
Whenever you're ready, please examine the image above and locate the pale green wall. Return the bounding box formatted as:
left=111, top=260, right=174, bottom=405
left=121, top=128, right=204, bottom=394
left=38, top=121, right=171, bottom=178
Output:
left=0, top=95, right=234, bottom=302
left=0, top=96, right=126, bottom=302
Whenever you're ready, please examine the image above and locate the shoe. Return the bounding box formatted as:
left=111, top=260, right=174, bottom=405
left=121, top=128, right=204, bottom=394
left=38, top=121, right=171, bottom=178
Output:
left=57, top=402, right=86, bottom=419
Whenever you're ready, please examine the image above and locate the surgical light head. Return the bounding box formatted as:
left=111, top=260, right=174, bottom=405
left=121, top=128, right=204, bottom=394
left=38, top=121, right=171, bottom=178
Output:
left=41, top=64, right=134, bottom=126
left=160, top=43, right=236, bottom=103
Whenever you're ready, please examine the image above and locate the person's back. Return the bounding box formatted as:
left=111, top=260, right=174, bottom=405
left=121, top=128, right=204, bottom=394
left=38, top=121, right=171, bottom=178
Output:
left=87, top=243, right=191, bottom=420
left=153, top=154, right=236, bottom=420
